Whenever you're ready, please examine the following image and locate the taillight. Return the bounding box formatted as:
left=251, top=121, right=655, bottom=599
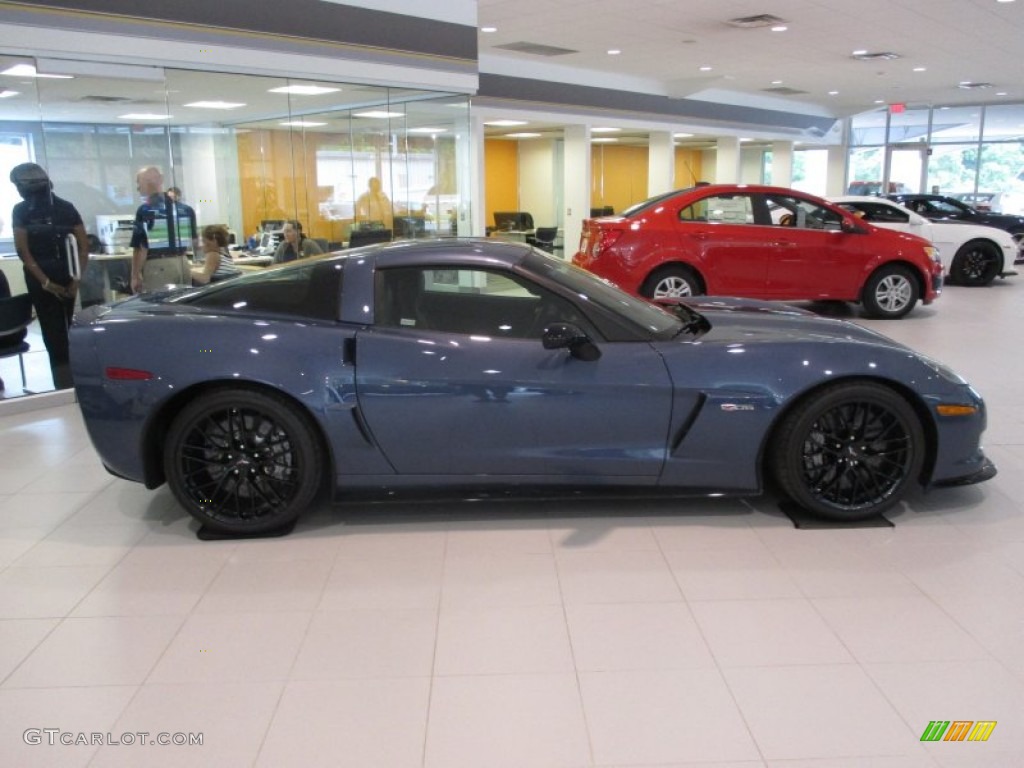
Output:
left=593, top=228, right=625, bottom=255
left=105, top=367, right=154, bottom=381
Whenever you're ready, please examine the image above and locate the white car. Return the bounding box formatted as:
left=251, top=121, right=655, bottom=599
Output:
left=829, top=196, right=1018, bottom=287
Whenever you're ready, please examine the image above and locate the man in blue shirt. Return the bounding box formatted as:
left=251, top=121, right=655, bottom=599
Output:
left=130, top=166, right=198, bottom=293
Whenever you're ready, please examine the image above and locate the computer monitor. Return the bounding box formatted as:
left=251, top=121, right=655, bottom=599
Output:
left=260, top=219, right=286, bottom=233
left=493, top=211, right=534, bottom=231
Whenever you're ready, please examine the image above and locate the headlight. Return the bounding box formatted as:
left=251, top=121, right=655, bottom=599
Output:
left=923, top=245, right=941, bottom=264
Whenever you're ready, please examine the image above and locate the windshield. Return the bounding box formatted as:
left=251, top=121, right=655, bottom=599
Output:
left=522, top=250, right=684, bottom=337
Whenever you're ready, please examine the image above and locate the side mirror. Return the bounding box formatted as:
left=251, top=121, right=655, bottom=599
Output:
left=542, top=322, right=602, bottom=361
left=841, top=218, right=868, bottom=234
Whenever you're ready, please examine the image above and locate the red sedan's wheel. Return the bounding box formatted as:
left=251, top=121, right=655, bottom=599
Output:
left=641, top=265, right=703, bottom=299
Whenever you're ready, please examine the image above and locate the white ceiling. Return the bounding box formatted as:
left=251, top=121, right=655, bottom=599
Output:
left=476, top=0, right=1024, bottom=117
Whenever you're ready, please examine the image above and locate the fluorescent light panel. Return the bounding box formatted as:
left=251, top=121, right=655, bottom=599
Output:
left=184, top=101, right=246, bottom=110
left=354, top=110, right=403, bottom=119
left=268, top=85, right=340, bottom=95
left=118, top=113, right=171, bottom=120
left=0, top=64, right=73, bottom=79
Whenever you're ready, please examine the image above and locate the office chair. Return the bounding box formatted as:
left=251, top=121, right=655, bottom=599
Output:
left=0, top=293, right=34, bottom=393
left=526, top=227, right=558, bottom=253
left=348, top=228, right=393, bottom=249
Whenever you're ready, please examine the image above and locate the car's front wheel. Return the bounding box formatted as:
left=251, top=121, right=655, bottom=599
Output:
left=163, top=388, right=323, bottom=535
left=861, top=264, right=919, bottom=319
left=770, top=381, right=924, bottom=521
left=640, top=265, right=703, bottom=299
left=950, top=240, right=1001, bottom=286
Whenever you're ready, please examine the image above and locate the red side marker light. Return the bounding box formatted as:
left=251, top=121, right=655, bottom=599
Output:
left=105, top=367, right=154, bottom=381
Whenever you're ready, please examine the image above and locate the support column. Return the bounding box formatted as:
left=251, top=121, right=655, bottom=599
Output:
left=648, top=131, right=675, bottom=196
left=468, top=113, right=486, bottom=236
left=826, top=145, right=848, bottom=197
left=771, top=141, right=794, bottom=187
left=715, top=136, right=741, bottom=184
left=562, top=124, right=591, bottom=260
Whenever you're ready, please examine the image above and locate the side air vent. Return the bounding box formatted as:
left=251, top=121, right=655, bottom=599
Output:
left=494, top=42, right=578, bottom=57
left=851, top=51, right=901, bottom=61
left=958, top=81, right=993, bottom=90
left=726, top=14, right=788, bottom=28
left=77, top=95, right=137, bottom=103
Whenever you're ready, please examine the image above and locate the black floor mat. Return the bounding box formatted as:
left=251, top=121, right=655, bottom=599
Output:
left=779, top=501, right=893, bottom=529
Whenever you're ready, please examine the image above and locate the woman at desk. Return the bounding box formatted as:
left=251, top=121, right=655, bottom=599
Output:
left=273, top=220, right=322, bottom=263
left=191, top=224, right=241, bottom=285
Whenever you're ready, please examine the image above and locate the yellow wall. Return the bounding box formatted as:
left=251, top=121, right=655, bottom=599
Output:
left=675, top=148, right=703, bottom=188
left=591, top=145, right=648, bottom=214
left=484, top=139, right=520, bottom=229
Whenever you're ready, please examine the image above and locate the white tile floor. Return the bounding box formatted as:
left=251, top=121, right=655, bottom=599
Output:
left=1, top=283, right=1023, bottom=767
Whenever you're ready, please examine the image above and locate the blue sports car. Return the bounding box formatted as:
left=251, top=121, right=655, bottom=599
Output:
left=70, top=239, right=995, bottom=535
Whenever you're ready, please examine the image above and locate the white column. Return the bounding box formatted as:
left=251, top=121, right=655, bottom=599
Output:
left=771, top=141, right=794, bottom=188
left=715, top=136, right=741, bottom=184
left=562, top=124, right=591, bottom=260
left=468, top=113, right=486, bottom=237
left=825, top=145, right=848, bottom=197
left=648, top=131, right=675, bottom=196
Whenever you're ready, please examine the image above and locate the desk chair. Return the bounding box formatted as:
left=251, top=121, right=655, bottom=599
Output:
left=0, top=293, right=34, bottom=393
left=526, top=227, right=558, bottom=253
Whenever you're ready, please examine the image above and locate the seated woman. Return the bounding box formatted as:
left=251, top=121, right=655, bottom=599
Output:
left=273, top=220, right=323, bottom=263
left=191, top=224, right=242, bottom=285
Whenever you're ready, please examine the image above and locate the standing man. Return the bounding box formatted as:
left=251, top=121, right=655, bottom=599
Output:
left=9, top=162, right=89, bottom=390
left=354, top=176, right=394, bottom=230
left=130, top=166, right=198, bottom=293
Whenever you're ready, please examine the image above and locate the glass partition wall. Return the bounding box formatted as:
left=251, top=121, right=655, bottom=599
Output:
left=0, top=54, right=470, bottom=398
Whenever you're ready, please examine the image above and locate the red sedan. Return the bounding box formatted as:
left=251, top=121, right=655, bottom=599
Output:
left=573, top=184, right=943, bottom=319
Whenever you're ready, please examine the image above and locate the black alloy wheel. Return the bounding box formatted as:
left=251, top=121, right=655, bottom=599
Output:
left=771, top=382, right=924, bottom=521
left=950, top=240, right=1001, bottom=286
left=164, top=389, right=322, bottom=534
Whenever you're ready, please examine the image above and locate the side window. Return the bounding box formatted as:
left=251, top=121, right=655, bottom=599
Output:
left=375, top=267, right=586, bottom=338
left=680, top=195, right=754, bottom=224
left=768, top=195, right=843, bottom=230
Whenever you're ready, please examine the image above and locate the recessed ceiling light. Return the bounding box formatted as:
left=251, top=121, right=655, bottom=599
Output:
left=591, top=137, right=618, bottom=143
left=828, top=90, right=839, bottom=95
left=354, top=110, right=403, bottom=119
left=481, top=26, right=497, bottom=33
left=912, top=67, right=926, bottom=72
left=268, top=85, right=340, bottom=96
left=674, top=132, right=694, bottom=138
left=771, top=80, right=783, bottom=85
left=699, top=66, right=713, bottom=72
left=118, top=113, right=171, bottom=120
left=505, top=132, right=541, bottom=138
left=280, top=120, right=327, bottom=127
left=852, top=49, right=868, bottom=56
left=591, top=127, right=621, bottom=133
left=185, top=100, right=246, bottom=110
left=0, top=63, right=73, bottom=79
left=770, top=25, right=788, bottom=32
left=874, top=99, right=885, bottom=104
left=409, top=127, right=447, bottom=133
left=997, top=91, right=1008, bottom=96
left=739, top=137, right=752, bottom=142
left=0, top=89, right=19, bottom=98
left=607, top=49, right=621, bottom=55
left=485, top=119, right=527, bottom=127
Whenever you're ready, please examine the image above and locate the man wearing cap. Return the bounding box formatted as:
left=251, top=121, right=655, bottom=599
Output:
left=130, top=166, right=198, bottom=293
left=9, top=162, right=89, bottom=390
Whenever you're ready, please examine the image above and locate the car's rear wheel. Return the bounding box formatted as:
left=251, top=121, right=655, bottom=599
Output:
left=641, top=265, right=703, bottom=299
left=771, top=381, right=924, bottom=521
left=164, top=389, right=322, bottom=534
left=950, top=240, right=1001, bottom=286
left=861, top=265, right=918, bottom=319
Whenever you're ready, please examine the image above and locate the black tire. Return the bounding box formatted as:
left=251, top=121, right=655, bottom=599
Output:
left=640, top=265, right=703, bottom=299
left=163, top=389, right=322, bottom=534
left=861, top=264, right=919, bottom=319
left=949, top=240, right=1001, bottom=286
left=770, top=381, right=924, bottom=521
